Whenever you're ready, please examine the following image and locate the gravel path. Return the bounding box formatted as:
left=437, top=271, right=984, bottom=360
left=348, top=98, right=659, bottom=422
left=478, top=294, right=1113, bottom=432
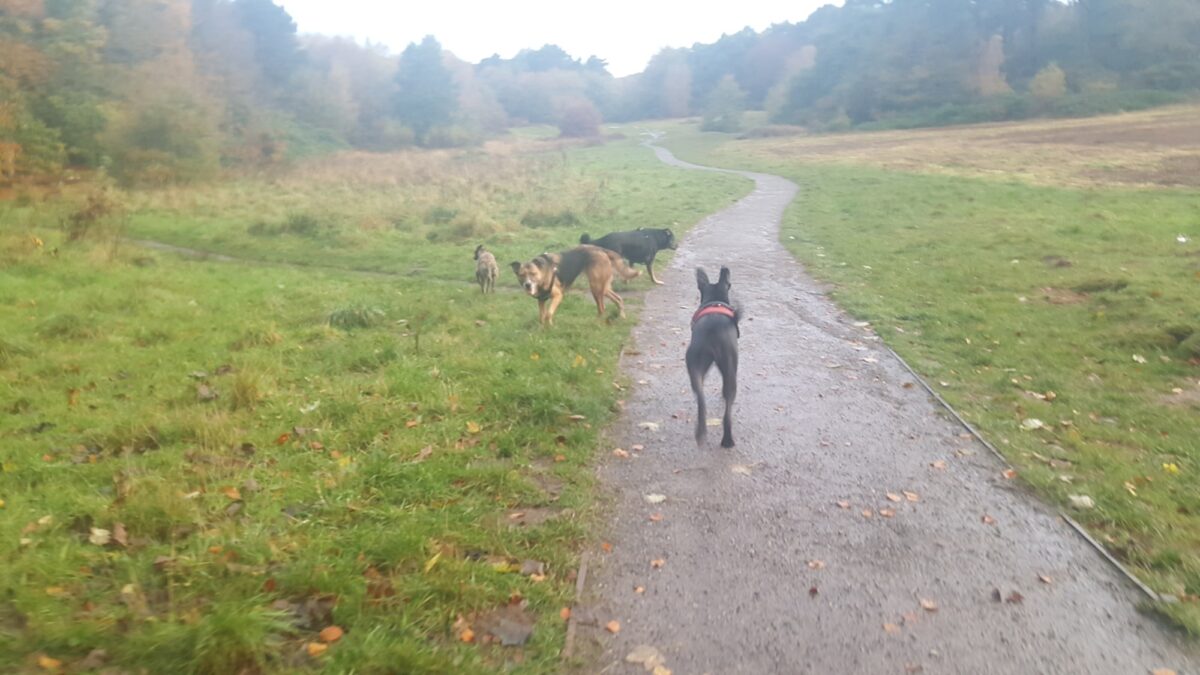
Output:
left=575, top=140, right=1198, bottom=674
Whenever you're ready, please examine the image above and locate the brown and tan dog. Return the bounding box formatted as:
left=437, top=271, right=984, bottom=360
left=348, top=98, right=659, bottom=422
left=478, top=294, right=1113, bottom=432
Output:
left=511, top=245, right=640, bottom=325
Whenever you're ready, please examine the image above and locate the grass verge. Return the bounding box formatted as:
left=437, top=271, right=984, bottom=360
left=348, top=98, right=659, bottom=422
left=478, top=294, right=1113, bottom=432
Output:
left=0, top=134, right=750, bottom=672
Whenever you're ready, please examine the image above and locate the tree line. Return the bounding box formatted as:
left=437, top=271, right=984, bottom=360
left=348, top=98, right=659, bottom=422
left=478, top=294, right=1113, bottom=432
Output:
left=2, top=0, right=1197, bottom=184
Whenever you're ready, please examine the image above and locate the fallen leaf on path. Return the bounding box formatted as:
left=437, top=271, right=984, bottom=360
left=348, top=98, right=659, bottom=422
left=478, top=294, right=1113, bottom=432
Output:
left=648, top=513, right=663, bottom=522
left=637, top=422, right=660, bottom=432
left=836, top=500, right=851, bottom=509
left=644, top=494, right=666, bottom=505
left=861, top=509, right=873, bottom=519
left=605, top=620, right=621, bottom=634
left=613, top=448, right=630, bottom=458
left=706, top=418, right=721, bottom=427
left=1038, top=575, right=1053, bottom=584
left=883, top=623, right=901, bottom=635
left=730, top=464, right=753, bottom=475
left=809, top=586, right=819, bottom=597
left=807, top=560, right=826, bottom=570
left=886, top=493, right=902, bottom=503
left=919, top=598, right=938, bottom=612
left=879, top=508, right=895, bottom=518
left=1006, top=591, right=1024, bottom=604
left=931, top=460, right=948, bottom=470
left=634, top=585, right=645, bottom=594
left=631, top=444, right=645, bottom=452
left=903, top=491, right=920, bottom=502
left=652, top=667, right=672, bottom=675
left=1002, top=469, right=1018, bottom=479
left=650, top=558, right=666, bottom=569
left=625, top=645, right=666, bottom=671
left=982, top=515, right=996, bottom=525
left=902, top=611, right=919, bottom=625
left=1151, top=669, right=1177, bottom=675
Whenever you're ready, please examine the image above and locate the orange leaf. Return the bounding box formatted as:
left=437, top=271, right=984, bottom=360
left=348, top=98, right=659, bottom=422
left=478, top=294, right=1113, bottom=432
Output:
left=648, top=513, right=663, bottom=522
left=1002, top=469, right=1018, bottom=479
left=460, top=628, right=475, bottom=643
left=554, top=454, right=566, bottom=462
left=37, top=655, right=63, bottom=670
left=601, top=542, right=613, bottom=553
left=319, top=625, right=344, bottom=643
left=650, top=558, right=666, bottom=569
left=276, top=432, right=290, bottom=445
left=220, top=486, right=241, bottom=501
left=861, top=509, right=873, bottom=519
left=306, top=642, right=328, bottom=657
left=919, top=598, right=938, bottom=612
left=560, top=607, right=571, bottom=621
left=807, top=560, right=826, bottom=570
left=605, top=620, right=621, bottom=634
left=879, top=508, right=895, bottom=518
left=634, top=585, right=645, bottom=594
left=836, top=500, right=851, bottom=509
left=982, top=514, right=996, bottom=525
left=886, top=493, right=902, bottom=503
left=405, top=419, right=420, bottom=429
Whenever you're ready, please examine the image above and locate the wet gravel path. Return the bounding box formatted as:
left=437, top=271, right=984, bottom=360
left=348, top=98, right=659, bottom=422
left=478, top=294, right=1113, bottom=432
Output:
left=575, top=141, right=1198, bottom=674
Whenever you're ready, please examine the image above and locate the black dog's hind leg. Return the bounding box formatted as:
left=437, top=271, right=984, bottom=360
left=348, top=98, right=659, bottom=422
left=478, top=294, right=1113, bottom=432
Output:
left=716, top=350, right=737, bottom=448
left=687, top=354, right=712, bottom=446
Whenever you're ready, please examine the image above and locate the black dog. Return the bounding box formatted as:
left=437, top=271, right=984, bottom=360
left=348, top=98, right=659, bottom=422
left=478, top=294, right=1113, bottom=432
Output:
left=685, top=267, right=740, bottom=448
left=579, top=227, right=676, bottom=285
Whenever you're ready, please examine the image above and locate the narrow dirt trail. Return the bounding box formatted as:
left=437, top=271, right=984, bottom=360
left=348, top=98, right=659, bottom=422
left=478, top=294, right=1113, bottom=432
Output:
left=576, top=140, right=1198, bottom=673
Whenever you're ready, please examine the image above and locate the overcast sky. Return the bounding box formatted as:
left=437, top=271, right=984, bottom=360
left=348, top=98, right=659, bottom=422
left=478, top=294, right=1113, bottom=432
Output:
left=277, top=0, right=837, bottom=77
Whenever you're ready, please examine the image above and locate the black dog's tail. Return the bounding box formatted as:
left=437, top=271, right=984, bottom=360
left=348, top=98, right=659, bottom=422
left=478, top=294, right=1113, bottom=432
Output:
left=579, top=233, right=591, bottom=245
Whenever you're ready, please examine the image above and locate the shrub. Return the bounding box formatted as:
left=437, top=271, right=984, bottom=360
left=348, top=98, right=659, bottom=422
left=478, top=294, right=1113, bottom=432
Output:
left=328, top=305, right=385, bottom=330
left=558, top=100, right=602, bottom=138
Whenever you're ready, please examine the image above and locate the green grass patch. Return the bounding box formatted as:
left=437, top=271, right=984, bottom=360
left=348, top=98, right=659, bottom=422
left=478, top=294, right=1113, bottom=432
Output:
left=0, top=137, right=750, bottom=672
left=660, top=122, right=1200, bottom=635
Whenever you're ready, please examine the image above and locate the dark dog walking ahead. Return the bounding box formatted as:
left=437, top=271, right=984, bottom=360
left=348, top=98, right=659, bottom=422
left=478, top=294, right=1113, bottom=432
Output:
left=685, top=267, right=740, bottom=448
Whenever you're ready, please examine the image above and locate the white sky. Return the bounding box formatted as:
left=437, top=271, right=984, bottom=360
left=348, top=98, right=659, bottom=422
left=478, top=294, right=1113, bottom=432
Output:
left=277, top=0, right=838, bottom=77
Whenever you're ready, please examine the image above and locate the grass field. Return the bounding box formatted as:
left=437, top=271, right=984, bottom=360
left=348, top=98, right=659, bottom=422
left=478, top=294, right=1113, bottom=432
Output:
left=0, top=134, right=750, bottom=673
left=658, top=106, right=1200, bottom=634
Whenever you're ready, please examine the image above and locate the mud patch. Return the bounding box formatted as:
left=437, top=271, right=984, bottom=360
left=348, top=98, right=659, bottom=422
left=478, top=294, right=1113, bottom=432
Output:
left=1040, top=287, right=1089, bottom=305
left=500, top=507, right=562, bottom=528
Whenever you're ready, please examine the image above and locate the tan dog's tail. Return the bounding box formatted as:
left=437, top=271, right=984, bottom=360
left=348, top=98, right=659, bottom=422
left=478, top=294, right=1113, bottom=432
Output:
left=605, top=250, right=641, bottom=281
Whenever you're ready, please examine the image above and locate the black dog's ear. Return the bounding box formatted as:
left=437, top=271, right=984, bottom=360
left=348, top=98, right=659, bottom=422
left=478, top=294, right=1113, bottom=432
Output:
left=510, top=261, right=522, bottom=275
left=719, top=267, right=731, bottom=286
left=696, top=267, right=710, bottom=290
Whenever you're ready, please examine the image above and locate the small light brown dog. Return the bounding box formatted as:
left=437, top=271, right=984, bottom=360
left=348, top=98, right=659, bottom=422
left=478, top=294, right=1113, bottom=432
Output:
left=474, top=244, right=498, bottom=294
left=510, top=245, right=639, bottom=325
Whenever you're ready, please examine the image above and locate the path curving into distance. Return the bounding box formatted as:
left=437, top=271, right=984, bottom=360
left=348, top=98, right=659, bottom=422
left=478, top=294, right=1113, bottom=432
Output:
left=575, top=136, right=1198, bottom=674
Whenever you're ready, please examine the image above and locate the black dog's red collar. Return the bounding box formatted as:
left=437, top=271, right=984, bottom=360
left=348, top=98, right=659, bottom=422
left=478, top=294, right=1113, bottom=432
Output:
left=692, top=302, right=737, bottom=325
